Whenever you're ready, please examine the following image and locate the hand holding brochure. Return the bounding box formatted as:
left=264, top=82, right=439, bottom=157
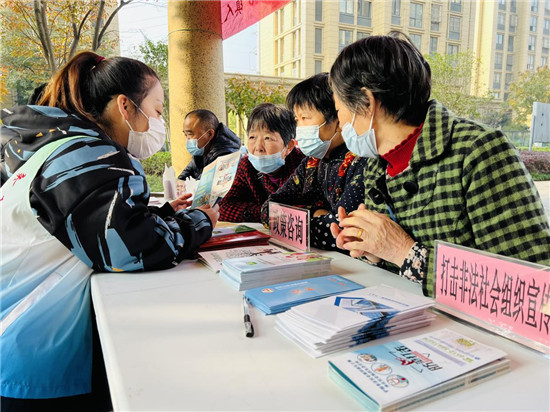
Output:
left=244, top=275, right=364, bottom=315
left=328, top=328, right=510, bottom=411
left=275, top=284, right=435, bottom=357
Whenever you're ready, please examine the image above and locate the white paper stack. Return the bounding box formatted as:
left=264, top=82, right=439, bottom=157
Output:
left=219, top=252, right=333, bottom=291
left=275, top=284, right=435, bottom=358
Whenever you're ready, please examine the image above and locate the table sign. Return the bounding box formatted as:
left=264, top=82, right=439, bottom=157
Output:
left=268, top=202, right=309, bottom=251
left=434, top=240, right=550, bottom=355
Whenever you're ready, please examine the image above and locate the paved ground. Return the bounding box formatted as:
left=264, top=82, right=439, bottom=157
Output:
left=535, top=181, right=550, bottom=221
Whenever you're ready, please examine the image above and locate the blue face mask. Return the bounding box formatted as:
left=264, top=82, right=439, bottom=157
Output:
left=295, top=121, right=334, bottom=159
left=186, top=130, right=209, bottom=156
left=247, top=150, right=286, bottom=174
left=341, top=112, right=378, bottom=158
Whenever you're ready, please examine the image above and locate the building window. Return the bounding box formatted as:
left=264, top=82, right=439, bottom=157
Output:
left=493, top=91, right=500, bottom=99
left=506, top=54, right=514, bottom=71
left=505, top=73, right=513, bottom=89
left=532, top=0, right=539, bottom=12
left=530, top=16, right=538, bottom=32
left=495, top=52, right=503, bottom=70
left=450, top=0, right=462, bottom=12
left=315, top=0, right=323, bottom=21
left=529, top=35, right=536, bottom=51
left=339, top=29, right=353, bottom=51
left=497, top=13, right=505, bottom=30
left=293, top=0, right=301, bottom=26
left=293, top=30, right=300, bottom=57
left=498, top=0, right=506, bottom=10
left=447, top=44, right=459, bottom=55
left=546, top=0, right=550, bottom=14
left=527, top=54, right=535, bottom=70
left=292, top=61, right=299, bottom=77
left=279, top=38, right=285, bottom=62
left=493, top=72, right=502, bottom=89
left=449, top=16, right=461, bottom=40
left=430, top=36, right=438, bottom=54
left=431, top=4, right=441, bottom=31
left=357, top=0, right=372, bottom=27
left=410, top=3, right=423, bottom=28
left=508, top=35, right=514, bottom=51
left=496, top=33, right=504, bottom=50
left=392, top=0, right=401, bottom=25
left=410, top=33, right=422, bottom=50
left=340, top=0, right=354, bottom=24
left=544, top=19, right=550, bottom=34
left=315, top=28, right=323, bottom=54
left=511, top=0, right=517, bottom=12
left=543, top=36, right=550, bottom=51
left=314, top=59, right=323, bottom=74
left=279, top=8, right=285, bottom=33
left=357, top=31, right=370, bottom=40
left=509, top=14, right=518, bottom=32
left=542, top=56, right=548, bottom=66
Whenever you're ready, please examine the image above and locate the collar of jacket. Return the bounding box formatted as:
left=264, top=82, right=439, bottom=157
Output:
left=409, top=100, right=453, bottom=169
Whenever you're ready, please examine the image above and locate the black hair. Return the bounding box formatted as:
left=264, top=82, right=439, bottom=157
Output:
left=185, top=109, right=220, bottom=131
left=329, top=32, right=431, bottom=125
left=38, top=51, right=159, bottom=123
left=247, top=103, right=296, bottom=145
left=286, top=73, right=338, bottom=123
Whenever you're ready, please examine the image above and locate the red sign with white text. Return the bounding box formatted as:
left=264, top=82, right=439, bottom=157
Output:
left=221, top=0, right=291, bottom=39
left=435, top=241, right=550, bottom=354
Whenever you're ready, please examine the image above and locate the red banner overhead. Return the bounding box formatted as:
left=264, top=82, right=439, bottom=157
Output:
left=221, top=0, right=291, bottom=40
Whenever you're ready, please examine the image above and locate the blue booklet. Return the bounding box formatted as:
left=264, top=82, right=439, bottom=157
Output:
left=244, top=275, right=364, bottom=315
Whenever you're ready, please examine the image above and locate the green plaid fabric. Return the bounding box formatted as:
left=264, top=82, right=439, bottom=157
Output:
left=362, top=100, right=550, bottom=296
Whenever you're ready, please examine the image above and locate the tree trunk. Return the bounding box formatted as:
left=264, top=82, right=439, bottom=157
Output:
left=33, top=0, right=56, bottom=73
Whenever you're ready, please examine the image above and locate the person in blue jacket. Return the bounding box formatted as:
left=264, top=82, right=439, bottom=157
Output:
left=0, top=51, right=218, bottom=411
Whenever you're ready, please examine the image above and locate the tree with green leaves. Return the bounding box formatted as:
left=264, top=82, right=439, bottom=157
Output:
left=426, top=51, right=493, bottom=120
left=0, top=0, right=131, bottom=104
left=507, top=66, right=550, bottom=125
left=225, top=75, right=289, bottom=137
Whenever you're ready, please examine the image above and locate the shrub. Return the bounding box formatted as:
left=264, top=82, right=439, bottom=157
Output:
left=141, top=151, right=172, bottom=177
left=519, top=150, right=550, bottom=175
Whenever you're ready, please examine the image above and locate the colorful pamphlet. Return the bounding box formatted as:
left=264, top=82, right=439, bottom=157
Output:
left=328, top=328, right=510, bottom=411
left=244, top=275, right=364, bottom=315
left=219, top=251, right=333, bottom=291
left=275, top=284, right=435, bottom=357
left=198, top=244, right=289, bottom=272
left=191, top=150, right=242, bottom=208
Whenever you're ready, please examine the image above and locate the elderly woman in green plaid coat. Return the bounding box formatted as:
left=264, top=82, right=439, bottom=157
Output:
left=329, top=34, right=550, bottom=297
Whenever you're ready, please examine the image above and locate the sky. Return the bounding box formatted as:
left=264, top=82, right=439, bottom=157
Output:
left=117, top=0, right=258, bottom=74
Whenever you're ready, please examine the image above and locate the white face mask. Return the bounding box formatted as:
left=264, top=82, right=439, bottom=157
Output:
left=341, top=112, right=378, bottom=158
left=123, top=99, right=166, bottom=159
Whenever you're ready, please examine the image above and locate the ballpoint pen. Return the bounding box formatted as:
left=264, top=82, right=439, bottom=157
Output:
left=243, top=296, right=255, bottom=338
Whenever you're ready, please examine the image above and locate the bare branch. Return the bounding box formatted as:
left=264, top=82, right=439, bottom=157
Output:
left=95, top=0, right=134, bottom=51
left=33, top=0, right=56, bottom=73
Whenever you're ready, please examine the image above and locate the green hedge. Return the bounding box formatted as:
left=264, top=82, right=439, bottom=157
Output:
left=141, top=151, right=172, bottom=177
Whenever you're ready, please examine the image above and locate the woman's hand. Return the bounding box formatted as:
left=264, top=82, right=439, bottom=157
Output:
left=330, top=205, right=414, bottom=266
left=198, top=204, right=219, bottom=228
left=170, top=193, right=193, bottom=211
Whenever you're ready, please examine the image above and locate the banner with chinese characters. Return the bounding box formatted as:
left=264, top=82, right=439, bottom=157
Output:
left=268, top=202, right=309, bottom=252
left=221, top=0, right=291, bottom=39
left=435, top=240, right=550, bottom=355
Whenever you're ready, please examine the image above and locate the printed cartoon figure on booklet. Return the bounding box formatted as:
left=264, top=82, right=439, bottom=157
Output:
left=285, top=252, right=327, bottom=262
left=334, top=296, right=398, bottom=317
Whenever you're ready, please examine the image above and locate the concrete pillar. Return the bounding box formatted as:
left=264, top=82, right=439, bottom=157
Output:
left=167, top=0, right=226, bottom=175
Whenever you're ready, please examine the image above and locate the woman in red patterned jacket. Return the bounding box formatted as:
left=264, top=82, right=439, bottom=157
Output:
left=219, top=103, right=304, bottom=222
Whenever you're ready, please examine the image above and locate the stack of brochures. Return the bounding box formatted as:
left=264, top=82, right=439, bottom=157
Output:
left=328, top=328, right=510, bottom=411
left=199, top=244, right=289, bottom=272
left=219, top=251, right=333, bottom=291
left=275, top=284, right=435, bottom=357
left=244, top=275, right=365, bottom=315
